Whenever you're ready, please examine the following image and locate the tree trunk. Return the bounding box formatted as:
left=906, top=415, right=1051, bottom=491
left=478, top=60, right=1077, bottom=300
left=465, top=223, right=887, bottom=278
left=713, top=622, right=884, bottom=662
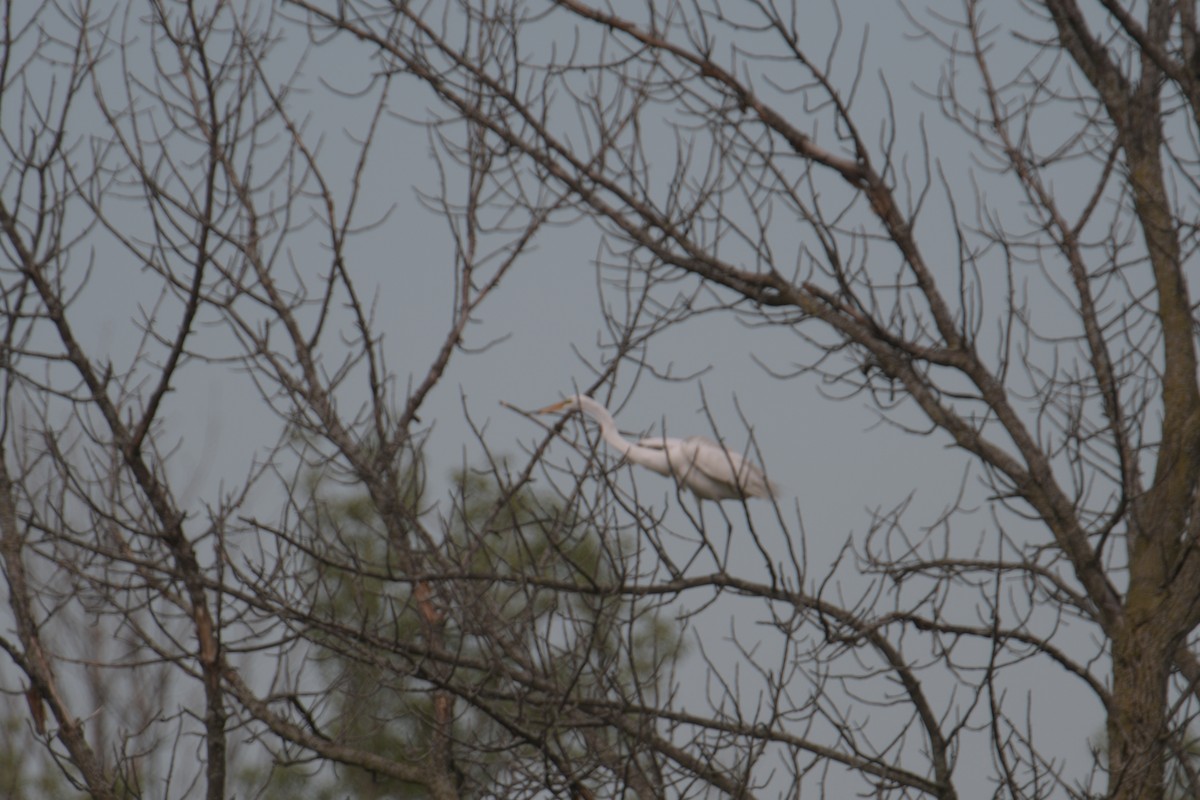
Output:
left=1109, top=520, right=1186, bottom=800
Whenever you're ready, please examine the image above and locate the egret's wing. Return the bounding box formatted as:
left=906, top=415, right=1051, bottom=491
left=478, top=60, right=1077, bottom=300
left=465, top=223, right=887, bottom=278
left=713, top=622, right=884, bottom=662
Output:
left=684, top=436, right=776, bottom=498
left=626, top=436, right=685, bottom=478
left=685, top=436, right=749, bottom=483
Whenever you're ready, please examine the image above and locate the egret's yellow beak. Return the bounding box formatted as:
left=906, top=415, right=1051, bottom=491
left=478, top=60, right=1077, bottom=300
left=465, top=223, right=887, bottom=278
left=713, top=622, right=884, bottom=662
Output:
left=535, top=399, right=573, bottom=414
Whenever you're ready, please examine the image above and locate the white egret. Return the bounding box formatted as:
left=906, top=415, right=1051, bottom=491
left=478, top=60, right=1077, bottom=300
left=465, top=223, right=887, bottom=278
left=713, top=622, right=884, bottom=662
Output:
left=536, top=394, right=777, bottom=501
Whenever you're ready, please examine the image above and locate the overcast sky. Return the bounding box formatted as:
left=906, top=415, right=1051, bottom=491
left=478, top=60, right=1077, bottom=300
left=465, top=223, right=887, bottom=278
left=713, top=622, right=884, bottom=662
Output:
left=17, top=1, right=1106, bottom=791
left=207, top=3, right=1091, bottom=782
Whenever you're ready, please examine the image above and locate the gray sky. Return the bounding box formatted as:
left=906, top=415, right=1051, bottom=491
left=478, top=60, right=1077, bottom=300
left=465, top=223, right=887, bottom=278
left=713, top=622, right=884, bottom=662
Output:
left=13, top=0, right=1109, bottom=792
left=203, top=2, right=1094, bottom=785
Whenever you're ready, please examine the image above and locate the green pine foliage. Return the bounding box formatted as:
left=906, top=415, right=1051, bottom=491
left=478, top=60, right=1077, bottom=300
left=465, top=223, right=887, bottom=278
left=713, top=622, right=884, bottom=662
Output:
left=240, top=459, right=682, bottom=798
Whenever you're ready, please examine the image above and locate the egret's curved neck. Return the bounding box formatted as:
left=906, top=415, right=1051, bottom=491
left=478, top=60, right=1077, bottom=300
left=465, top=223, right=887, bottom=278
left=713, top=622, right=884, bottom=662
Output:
left=573, top=395, right=671, bottom=474
left=573, top=396, right=633, bottom=456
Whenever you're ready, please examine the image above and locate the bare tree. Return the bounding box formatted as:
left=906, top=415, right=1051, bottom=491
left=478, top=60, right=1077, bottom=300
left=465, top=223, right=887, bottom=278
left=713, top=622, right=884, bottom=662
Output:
left=3, top=0, right=1200, bottom=798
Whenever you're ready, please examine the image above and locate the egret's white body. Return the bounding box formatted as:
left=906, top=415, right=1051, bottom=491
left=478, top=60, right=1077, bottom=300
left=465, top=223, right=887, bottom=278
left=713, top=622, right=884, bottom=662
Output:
left=537, top=394, right=776, bottom=501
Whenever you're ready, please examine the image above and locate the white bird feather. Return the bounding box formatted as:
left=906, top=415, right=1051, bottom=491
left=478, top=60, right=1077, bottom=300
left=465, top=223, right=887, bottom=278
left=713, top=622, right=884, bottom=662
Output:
left=536, top=394, right=777, bottom=501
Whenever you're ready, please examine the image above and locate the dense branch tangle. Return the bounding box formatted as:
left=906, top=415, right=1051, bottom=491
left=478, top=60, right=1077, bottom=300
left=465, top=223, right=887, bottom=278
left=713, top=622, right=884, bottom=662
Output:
left=289, top=1, right=1200, bottom=798
left=1, top=1, right=1199, bottom=799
